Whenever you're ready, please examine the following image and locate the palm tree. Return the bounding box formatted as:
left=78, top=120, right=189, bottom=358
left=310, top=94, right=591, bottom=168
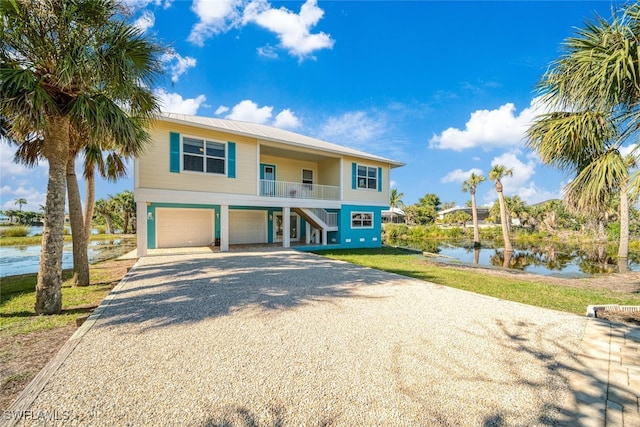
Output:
left=389, top=188, right=404, bottom=223
left=526, top=4, right=640, bottom=262
left=489, top=165, right=514, bottom=252
left=94, top=198, right=117, bottom=234
left=617, top=155, right=639, bottom=270
left=14, top=198, right=26, bottom=212
left=1, top=0, right=161, bottom=313
left=462, top=172, right=485, bottom=247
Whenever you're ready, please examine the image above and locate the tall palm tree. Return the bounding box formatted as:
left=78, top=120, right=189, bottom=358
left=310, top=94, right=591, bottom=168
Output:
left=489, top=165, right=514, bottom=252
left=14, top=198, right=26, bottom=211
left=389, top=188, right=404, bottom=223
left=462, top=172, right=485, bottom=247
left=617, top=154, right=639, bottom=269
left=1, top=0, right=161, bottom=313
left=526, top=3, right=640, bottom=262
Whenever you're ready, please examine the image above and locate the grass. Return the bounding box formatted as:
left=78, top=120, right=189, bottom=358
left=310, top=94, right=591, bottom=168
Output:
left=314, top=247, right=640, bottom=315
left=0, top=261, right=131, bottom=336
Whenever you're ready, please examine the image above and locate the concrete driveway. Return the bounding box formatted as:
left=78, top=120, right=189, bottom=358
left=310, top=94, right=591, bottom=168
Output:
left=6, top=248, right=638, bottom=426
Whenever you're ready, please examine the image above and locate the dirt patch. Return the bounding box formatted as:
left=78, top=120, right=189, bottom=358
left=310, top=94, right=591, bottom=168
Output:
left=0, top=258, right=136, bottom=411
left=0, top=324, right=76, bottom=410
left=595, top=309, right=640, bottom=326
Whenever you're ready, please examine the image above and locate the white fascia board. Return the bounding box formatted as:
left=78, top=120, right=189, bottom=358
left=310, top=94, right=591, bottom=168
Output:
left=134, top=188, right=342, bottom=209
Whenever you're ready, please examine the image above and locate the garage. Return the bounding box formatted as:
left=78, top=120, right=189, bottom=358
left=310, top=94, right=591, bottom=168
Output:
left=229, top=210, right=267, bottom=244
left=156, top=208, right=215, bottom=248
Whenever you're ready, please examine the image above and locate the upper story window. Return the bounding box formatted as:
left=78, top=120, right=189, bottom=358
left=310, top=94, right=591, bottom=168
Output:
left=357, top=165, right=378, bottom=190
left=183, top=137, right=225, bottom=175
left=302, top=169, right=313, bottom=189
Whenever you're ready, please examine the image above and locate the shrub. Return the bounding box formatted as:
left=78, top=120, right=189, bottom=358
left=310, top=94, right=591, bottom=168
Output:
left=0, top=225, right=30, bottom=237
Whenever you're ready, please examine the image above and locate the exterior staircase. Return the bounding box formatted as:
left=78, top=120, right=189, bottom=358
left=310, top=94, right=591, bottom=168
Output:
left=293, top=208, right=338, bottom=245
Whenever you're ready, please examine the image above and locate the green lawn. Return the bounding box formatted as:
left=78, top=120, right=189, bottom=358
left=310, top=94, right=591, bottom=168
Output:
left=315, top=247, right=640, bottom=315
left=0, top=261, right=131, bottom=336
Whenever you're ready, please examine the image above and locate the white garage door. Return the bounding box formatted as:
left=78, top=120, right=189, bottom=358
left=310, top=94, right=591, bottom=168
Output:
left=229, top=210, right=267, bottom=244
left=156, top=208, right=214, bottom=248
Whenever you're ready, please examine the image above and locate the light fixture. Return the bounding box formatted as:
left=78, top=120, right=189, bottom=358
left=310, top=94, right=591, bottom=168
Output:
left=147, top=212, right=153, bottom=220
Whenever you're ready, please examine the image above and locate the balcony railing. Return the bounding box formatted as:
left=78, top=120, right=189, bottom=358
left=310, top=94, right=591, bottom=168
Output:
left=260, top=180, right=340, bottom=201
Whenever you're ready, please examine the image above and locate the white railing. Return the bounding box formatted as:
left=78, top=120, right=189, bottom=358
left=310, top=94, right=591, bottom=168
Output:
left=307, top=208, right=338, bottom=227
left=260, top=180, right=340, bottom=201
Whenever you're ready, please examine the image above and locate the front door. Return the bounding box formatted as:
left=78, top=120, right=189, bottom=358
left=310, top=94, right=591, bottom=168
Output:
left=260, top=163, right=276, bottom=196
left=274, top=213, right=299, bottom=242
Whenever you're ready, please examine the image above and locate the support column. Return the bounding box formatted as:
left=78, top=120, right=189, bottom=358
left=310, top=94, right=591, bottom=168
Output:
left=136, top=202, right=147, bottom=257
left=220, top=205, right=229, bottom=252
left=322, top=229, right=328, bottom=246
left=283, top=206, right=290, bottom=248
left=305, top=222, right=311, bottom=244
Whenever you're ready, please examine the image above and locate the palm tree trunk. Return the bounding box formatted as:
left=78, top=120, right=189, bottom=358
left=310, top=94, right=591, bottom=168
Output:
left=497, top=189, right=513, bottom=252
left=84, top=172, right=95, bottom=244
left=617, top=178, right=630, bottom=271
left=471, top=192, right=480, bottom=247
left=35, top=116, right=69, bottom=315
left=67, top=154, right=90, bottom=286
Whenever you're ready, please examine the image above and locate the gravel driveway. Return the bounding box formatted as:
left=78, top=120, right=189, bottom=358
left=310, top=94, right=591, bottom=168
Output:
left=17, top=249, right=588, bottom=426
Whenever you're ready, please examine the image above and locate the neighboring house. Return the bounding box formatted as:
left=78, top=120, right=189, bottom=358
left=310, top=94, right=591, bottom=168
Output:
left=134, top=113, right=404, bottom=255
left=0, top=214, right=11, bottom=225
left=382, top=207, right=406, bottom=224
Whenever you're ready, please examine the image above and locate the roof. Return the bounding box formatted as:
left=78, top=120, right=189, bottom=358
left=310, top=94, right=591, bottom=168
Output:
left=382, top=207, right=405, bottom=215
left=158, top=113, right=404, bottom=168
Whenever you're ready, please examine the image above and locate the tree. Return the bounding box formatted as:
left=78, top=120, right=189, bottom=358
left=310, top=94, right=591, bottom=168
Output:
left=94, top=198, right=117, bottom=234
left=418, top=193, right=441, bottom=212
left=526, top=4, right=640, bottom=263
left=489, top=165, right=514, bottom=252
left=111, top=190, right=135, bottom=234
left=1, top=0, right=161, bottom=312
left=389, top=188, right=404, bottom=224
left=14, top=198, right=26, bottom=211
left=462, top=172, right=486, bottom=247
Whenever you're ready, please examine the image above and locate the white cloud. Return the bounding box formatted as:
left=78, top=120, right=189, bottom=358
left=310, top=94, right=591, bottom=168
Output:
left=320, top=111, right=386, bottom=143
left=188, top=0, right=243, bottom=46
left=430, top=99, right=542, bottom=151
left=160, top=50, right=197, bottom=83
left=154, top=88, right=206, bottom=114
left=243, top=0, right=334, bottom=59
left=390, top=180, right=397, bottom=189
left=441, top=167, right=484, bottom=184
left=621, top=143, right=639, bottom=159
left=215, top=105, right=230, bottom=115
left=257, top=45, right=278, bottom=59
left=483, top=150, right=561, bottom=205
left=133, top=10, right=155, bottom=32
left=273, top=109, right=300, bottom=129
left=225, top=99, right=273, bottom=123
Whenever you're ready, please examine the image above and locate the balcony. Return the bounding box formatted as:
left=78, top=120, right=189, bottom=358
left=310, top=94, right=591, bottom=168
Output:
left=260, top=180, right=340, bottom=201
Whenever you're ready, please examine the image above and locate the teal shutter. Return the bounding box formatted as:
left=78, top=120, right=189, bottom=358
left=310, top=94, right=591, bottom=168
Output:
left=377, top=167, right=383, bottom=192
left=352, top=163, right=357, bottom=189
left=169, top=132, right=180, bottom=173
left=227, top=142, right=236, bottom=178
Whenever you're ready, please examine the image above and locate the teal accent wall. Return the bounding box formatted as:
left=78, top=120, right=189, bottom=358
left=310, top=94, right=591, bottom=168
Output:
left=227, top=142, right=236, bottom=178
left=338, top=204, right=384, bottom=248
left=169, top=132, right=180, bottom=173
left=147, top=203, right=220, bottom=249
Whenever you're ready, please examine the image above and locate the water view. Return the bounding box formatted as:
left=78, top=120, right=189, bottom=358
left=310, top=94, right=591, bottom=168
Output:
left=0, top=238, right=136, bottom=278
left=388, top=239, right=640, bottom=278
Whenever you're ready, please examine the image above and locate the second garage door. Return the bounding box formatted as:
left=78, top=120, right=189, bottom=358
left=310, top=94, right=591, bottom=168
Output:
left=156, top=208, right=215, bottom=248
left=229, top=210, right=267, bottom=244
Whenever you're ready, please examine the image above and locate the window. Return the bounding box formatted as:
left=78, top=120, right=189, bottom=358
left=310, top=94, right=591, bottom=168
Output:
left=183, top=137, right=225, bottom=174
left=351, top=212, right=373, bottom=228
left=357, top=165, right=377, bottom=190
left=302, top=169, right=313, bottom=189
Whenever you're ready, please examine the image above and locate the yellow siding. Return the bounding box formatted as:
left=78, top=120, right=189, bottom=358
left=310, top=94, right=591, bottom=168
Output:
left=260, top=155, right=317, bottom=183
left=138, top=122, right=257, bottom=195
left=318, top=158, right=341, bottom=186
left=342, top=156, right=389, bottom=204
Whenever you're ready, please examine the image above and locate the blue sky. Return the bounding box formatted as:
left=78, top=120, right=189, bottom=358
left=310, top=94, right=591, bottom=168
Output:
left=1, top=0, right=636, bottom=212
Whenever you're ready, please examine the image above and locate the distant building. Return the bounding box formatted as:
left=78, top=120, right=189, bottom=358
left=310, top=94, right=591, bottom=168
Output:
left=0, top=214, right=10, bottom=225
left=437, top=206, right=491, bottom=223
left=382, top=207, right=406, bottom=224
